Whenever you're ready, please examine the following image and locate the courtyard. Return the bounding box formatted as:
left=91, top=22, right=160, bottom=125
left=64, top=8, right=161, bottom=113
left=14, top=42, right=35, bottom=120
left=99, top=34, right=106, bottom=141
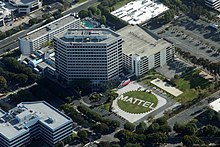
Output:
left=112, top=82, right=167, bottom=123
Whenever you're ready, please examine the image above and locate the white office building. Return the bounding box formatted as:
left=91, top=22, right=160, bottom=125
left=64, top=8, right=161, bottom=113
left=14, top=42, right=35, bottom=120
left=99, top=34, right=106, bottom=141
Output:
left=19, top=13, right=80, bottom=55
left=111, top=0, right=169, bottom=25
left=0, top=1, right=12, bottom=26
left=117, top=25, right=174, bottom=77
left=54, top=28, right=123, bottom=84
left=0, top=101, right=73, bottom=147
left=8, top=0, right=42, bottom=14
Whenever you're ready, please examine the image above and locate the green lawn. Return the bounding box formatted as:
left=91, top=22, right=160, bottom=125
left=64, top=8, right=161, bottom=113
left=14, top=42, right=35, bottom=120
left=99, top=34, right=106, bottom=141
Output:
left=77, top=0, right=87, bottom=4
left=112, top=0, right=135, bottom=10
left=174, top=70, right=210, bottom=103
left=117, top=91, right=158, bottom=113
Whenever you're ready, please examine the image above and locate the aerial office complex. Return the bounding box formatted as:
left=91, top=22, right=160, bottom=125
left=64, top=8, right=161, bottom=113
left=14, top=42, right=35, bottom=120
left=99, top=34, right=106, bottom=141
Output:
left=111, top=0, right=169, bottom=24
left=117, top=25, right=174, bottom=77
left=0, top=101, right=73, bottom=147
left=205, top=0, right=220, bottom=10
left=19, top=13, right=80, bottom=55
left=54, top=28, right=123, bottom=85
left=8, top=0, right=42, bottom=14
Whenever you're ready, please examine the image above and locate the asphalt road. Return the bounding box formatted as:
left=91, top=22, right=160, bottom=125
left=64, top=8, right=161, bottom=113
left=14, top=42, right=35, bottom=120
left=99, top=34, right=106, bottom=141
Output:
left=168, top=90, right=220, bottom=128
left=0, top=0, right=98, bottom=55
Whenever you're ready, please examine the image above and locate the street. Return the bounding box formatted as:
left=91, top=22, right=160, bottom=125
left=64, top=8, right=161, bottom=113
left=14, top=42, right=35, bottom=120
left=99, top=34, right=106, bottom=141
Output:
left=168, top=90, right=220, bottom=128
left=0, top=0, right=98, bottom=55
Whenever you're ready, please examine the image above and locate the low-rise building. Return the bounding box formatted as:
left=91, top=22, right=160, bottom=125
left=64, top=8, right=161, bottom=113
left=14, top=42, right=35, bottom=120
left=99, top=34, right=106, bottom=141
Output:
left=0, top=1, right=12, bottom=26
left=117, top=25, right=174, bottom=77
left=8, top=0, right=42, bottom=14
left=111, top=0, right=169, bottom=25
left=19, top=13, right=80, bottom=55
left=0, top=101, right=73, bottom=147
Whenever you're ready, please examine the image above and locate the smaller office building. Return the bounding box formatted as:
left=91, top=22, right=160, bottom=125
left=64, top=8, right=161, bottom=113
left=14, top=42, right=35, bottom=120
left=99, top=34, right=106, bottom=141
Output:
left=19, top=13, right=80, bottom=55
left=117, top=25, right=174, bottom=77
left=8, top=0, right=42, bottom=14
left=0, top=101, right=73, bottom=147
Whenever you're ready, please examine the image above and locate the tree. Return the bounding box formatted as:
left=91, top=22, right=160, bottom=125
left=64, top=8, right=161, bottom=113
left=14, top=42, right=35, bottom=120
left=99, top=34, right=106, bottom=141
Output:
left=0, top=76, right=7, bottom=89
left=98, top=141, right=110, bottom=147
left=147, top=123, right=160, bottom=133
left=93, top=123, right=109, bottom=134
left=182, top=135, right=203, bottom=146
left=202, top=125, right=218, bottom=137
left=205, top=108, right=215, bottom=120
left=77, top=130, right=88, bottom=140
left=147, top=132, right=168, bottom=143
left=88, top=6, right=97, bottom=15
left=136, top=122, right=147, bottom=134
left=42, top=14, right=50, bottom=19
left=55, top=141, right=64, bottom=147
left=78, top=10, right=89, bottom=19
left=100, top=15, right=106, bottom=24
left=115, top=130, right=137, bottom=144
left=124, top=122, right=135, bottom=132
left=29, top=18, right=38, bottom=25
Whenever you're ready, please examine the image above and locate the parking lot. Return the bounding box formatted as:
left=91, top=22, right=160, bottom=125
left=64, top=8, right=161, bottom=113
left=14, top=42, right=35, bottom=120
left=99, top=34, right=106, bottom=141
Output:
left=153, top=15, right=220, bottom=62
left=156, top=58, right=195, bottom=79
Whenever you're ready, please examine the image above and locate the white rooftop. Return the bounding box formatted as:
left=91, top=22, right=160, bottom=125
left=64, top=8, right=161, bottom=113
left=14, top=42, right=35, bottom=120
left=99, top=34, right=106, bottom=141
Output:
left=111, top=0, right=169, bottom=24
left=117, top=25, right=172, bottom=57
left=209, top=98, right=220, bottom=113
left=0, top=101, right=72, bottom=140
left=9, top=0, right=37, bottom=5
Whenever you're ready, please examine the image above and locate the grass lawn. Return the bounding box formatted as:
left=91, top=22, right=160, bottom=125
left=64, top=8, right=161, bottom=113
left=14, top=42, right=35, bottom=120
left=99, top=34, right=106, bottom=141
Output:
left=77, top=0, right=87, bottom=4
left=117, top=91, right=158, bottom=113
left=174, top=70, right=210, bottom=103
left=112, top=0, right=135, bottom=10
left=99, top=102, right=112, bottom=111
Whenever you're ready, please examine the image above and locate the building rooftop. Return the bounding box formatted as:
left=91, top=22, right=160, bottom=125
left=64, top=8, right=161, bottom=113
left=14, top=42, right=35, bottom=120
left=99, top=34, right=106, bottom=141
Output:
left=209, top=98, right=220, bottom=113
left=21, top=13, right=79, bottom=41
left=9, top=0, right=38, bottom=5
left=0, top=101, right=72, bottom=140
left=111, top=0, right=169, bottom=24
left=55, top=28, right=121, bottom=43
left=117, top=25, right=172, bottom=57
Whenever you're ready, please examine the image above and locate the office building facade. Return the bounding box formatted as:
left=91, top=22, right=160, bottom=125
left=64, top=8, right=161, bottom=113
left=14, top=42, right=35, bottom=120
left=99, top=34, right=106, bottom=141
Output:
left=117, top=25, right=174, bottom=77
left=0, top=101, right=73, bottom=147
left=19, top=13, right=80, bottom=55
left=54, top=28, right=123, bottom=84
left=9, top=0, right=42, bottom=14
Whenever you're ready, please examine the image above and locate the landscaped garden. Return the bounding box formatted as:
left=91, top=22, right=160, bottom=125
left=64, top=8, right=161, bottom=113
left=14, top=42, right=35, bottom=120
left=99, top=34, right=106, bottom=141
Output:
left=117, top=91, right=158, bottom=113
left=174, top=70, right=211, bottom=103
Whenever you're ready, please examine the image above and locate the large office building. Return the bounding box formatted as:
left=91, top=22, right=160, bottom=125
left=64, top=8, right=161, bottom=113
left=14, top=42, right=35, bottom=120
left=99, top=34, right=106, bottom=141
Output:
left=8, top=0, right=42, bottom=14
left=0, top=101, right=73, bottom=147
left=205, top=0, right=220, bottom=10
left=19, top=13, right=80, bottom=55
left=117, top=25, right=174, bottom=77
left=54, top=28, right=123, bottom=85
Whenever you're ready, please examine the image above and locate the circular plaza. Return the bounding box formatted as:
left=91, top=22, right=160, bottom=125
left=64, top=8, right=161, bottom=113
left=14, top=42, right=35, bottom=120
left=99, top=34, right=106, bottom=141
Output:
left=112, top=82, right=167, bottom=123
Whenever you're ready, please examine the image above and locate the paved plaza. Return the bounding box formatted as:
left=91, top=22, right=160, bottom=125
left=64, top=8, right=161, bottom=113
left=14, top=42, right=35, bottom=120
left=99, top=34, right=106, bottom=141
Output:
left=150, top=78, right=183, bottom=97
left=112, top=81, right=167, bottom=123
